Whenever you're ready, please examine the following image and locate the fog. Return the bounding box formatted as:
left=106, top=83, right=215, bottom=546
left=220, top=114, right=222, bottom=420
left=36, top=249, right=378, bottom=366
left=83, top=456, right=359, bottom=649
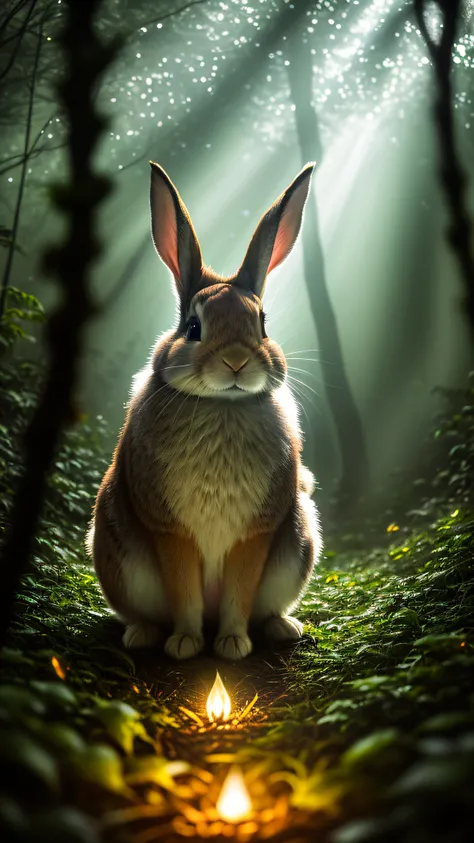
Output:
left=2, top=0, right=473, bottom=500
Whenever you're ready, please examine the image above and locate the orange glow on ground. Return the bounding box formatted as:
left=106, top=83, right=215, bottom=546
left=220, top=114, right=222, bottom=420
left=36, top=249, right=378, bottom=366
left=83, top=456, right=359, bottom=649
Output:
left=216, top=767, right=252, bottom=823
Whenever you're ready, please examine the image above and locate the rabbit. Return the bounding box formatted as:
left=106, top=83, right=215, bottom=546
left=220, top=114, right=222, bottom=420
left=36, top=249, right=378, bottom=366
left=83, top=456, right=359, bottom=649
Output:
left=87, top=161, right=322, bottom=660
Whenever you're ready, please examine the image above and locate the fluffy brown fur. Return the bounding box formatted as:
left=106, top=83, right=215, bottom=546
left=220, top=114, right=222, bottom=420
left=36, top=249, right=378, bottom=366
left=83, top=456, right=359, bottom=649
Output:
left=88, top=162, right=322, bottom=660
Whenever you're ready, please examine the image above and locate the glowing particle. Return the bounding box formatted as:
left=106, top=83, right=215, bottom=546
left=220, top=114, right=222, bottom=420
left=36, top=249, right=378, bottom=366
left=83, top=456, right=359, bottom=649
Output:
left=51, top=656, right=66, bottom=680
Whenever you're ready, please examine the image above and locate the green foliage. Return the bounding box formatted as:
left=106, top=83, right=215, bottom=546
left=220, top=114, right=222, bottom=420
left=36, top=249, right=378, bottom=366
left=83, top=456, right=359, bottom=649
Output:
left=0, top=286, right=44, bottom=353
left=1, top=302, right=473, bottom=841
left=340, top=375, right=474, bottom=544
left=0, top=226, right=25, bottom=255
left=0, top=286, right=108, bottom=555
left=253, top=507, right=474, bottom=841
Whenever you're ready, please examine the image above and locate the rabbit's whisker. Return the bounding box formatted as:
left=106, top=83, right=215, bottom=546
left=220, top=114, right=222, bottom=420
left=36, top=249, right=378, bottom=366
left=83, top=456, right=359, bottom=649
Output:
left=285, top=356, right=322, bottom=364
left=286, top=374, right=321, bottom=400
left=172, top=392, right=192, bottom=426
left=138, top=381, right=172, bottom=415
left=285, top=348, right=321, bottom=356
left=189, top=394, right=201, bottom=439
left=285, top=350, right=336, bottom=366
left=284, top=376, right=320, bottom=415
left=287, top=365, right=321, bottom=381
left=161, top=363, right=193, bottom=372
left=154, top=390, right=183, bottom=422
left=272, top=375, right=310, bottom=425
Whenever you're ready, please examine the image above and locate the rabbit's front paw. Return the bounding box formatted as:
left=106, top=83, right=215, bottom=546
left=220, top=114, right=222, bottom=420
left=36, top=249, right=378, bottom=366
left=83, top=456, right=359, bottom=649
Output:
left=264, top=615, right=303, bottom=642
left=214, top=631, right=252, bottom=660
left=165, top=632, right=204, bottom=660
left=123, top=622, right=162, bottom=649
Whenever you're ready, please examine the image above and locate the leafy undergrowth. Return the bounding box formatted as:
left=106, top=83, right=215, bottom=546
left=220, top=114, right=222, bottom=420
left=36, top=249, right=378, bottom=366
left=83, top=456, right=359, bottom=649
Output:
left=1, top=307, right=473, bottom=842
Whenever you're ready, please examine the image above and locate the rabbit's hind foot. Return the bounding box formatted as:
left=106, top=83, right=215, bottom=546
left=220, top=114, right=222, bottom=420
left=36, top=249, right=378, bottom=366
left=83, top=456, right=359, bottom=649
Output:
left=165, top=631, right=204, bottom=660
left=264, top=615, right=303, bottom=642
left=122, top=622, right=163, bottom=650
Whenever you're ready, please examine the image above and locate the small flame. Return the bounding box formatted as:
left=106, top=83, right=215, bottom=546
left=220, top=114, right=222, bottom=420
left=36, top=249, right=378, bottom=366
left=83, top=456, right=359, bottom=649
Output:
left=216, top=767, right=252, bottom=823
left=206, top=671, right=231, bottom=722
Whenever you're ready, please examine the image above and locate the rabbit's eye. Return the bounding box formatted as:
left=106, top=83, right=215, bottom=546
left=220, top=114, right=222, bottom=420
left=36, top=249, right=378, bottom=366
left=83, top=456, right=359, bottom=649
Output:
left=260, top=311, right=267, bottom=339
left=186, top=315, right=201, bottom=342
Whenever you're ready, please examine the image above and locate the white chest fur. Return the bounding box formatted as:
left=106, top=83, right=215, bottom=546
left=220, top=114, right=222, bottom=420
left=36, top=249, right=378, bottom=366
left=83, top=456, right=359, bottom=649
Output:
left=154, top=390, right=294, bottom=585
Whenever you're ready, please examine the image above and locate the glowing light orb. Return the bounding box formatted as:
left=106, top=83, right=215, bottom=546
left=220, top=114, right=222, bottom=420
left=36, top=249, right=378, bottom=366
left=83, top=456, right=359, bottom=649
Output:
left=216, top=767, right=252, bottom=823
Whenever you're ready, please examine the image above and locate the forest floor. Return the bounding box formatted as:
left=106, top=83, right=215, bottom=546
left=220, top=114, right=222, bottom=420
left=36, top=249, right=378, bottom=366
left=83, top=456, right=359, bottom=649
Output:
left=1, top=361, right=474, bottom=843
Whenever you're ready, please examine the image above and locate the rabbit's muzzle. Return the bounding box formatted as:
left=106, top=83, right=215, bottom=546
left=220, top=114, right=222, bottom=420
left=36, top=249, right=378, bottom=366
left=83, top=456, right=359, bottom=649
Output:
left=221, top=346, right=250, bottom=373
left=202, top=346, right=267, bottom=395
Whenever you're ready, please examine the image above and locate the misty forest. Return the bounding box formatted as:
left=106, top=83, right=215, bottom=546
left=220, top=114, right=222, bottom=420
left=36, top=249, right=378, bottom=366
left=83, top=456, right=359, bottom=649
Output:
left=1, top=0, right=474, bottom=841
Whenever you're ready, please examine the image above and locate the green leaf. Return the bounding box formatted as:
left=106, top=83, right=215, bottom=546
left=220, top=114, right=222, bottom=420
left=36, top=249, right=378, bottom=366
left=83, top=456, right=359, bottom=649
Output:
left=90, top=699, right=152, bottom=755
left=418, top=712, right=474, bottom=735
left=71, top=744, right=129, bottom=794
left=392, top=755, right=474, bottom=796
left=32, top=808, right=100, bottom=843
left=30, top=681, right=77, bottom=708
left=0, top=730, right=59, bottom=795
left=342, top=730, right=402, bottom=768
left=0, top=647, right=36, bottom=666
left=125, top=756, right=189, bottom=791
left=348, top=676, right=392, bottom=692
left=35, top=722, right=86, bottom=755
left=0, top=685, right=46, bottom=717
left=0, top=796, right=29, bottom=839
left=391, top=608, right=420, bottom=627
left=413, top=633, right=465, bottom=651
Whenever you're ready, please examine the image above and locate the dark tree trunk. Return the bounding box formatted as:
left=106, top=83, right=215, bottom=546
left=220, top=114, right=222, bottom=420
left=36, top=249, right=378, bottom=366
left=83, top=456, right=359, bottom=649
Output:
left=414, top=0, right=474, bottom=338
left=0, top=0, right=116, bottom=648
left=287, top=34, right=370, bottom=508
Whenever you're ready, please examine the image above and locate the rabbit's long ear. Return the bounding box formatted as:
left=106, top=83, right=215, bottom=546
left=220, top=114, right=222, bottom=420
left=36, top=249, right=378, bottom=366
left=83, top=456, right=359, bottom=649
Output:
left=238, top=163, right=315, bottom=298
left=150, top=162, right=202, bottom=303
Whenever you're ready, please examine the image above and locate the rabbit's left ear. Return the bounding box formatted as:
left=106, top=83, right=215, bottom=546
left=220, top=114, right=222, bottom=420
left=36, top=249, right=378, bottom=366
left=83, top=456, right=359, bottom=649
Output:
left=150, top=162, right=202, bottom=305
left=238, top=163, right=315, bottom=298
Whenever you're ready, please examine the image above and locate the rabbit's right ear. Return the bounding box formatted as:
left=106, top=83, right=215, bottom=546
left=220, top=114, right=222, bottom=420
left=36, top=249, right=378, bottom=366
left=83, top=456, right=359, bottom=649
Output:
left=150, top=162, right=202, bottom=304
left=238, top=163, right=314, bottom=298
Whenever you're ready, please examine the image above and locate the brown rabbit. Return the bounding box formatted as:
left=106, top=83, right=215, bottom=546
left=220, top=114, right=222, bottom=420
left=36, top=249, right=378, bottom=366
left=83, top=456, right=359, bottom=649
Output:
left=87, top=161, right=322, bottom=660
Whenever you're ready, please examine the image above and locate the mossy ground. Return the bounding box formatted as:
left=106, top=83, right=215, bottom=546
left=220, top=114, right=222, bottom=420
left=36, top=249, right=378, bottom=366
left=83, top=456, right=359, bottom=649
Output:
left=1, top=323, right=473, bottom=843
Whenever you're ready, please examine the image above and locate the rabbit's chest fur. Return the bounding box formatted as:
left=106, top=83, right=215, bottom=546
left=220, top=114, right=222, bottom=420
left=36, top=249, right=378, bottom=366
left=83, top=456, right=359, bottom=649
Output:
left=138, top=386, right=295, bottom=586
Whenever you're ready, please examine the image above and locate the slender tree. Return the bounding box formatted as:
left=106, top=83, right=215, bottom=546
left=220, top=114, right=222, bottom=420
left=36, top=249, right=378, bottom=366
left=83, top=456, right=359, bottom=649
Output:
left=287, top=30, right=370, bottom=508
left=414, top=0, right=474, bottom=335
left=0, top=21, right=43, bottom=316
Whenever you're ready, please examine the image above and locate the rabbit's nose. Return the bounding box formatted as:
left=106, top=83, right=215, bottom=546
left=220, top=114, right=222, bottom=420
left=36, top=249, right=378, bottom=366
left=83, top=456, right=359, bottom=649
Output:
left=222, top=350, right=250, bottom=372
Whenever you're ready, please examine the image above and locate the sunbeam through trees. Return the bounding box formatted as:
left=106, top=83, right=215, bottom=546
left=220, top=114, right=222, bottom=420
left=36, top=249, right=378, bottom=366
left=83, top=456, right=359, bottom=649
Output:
left=0, top=2, right=474, bottom=842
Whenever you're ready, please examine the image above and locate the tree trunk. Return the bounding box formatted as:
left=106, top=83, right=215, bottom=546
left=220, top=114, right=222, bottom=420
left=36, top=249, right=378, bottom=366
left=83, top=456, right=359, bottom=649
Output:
left=0, top=15, right=42, bottom=318
left=287, top=34, right=370, bottom=508
left=415, top=0, right=474, bottom=337
left=0, top=0, right=116, bottom=648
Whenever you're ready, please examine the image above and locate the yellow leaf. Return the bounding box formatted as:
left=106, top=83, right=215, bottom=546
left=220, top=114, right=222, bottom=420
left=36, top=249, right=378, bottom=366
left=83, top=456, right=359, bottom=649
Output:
left=126, top=756, right=189, bottom=792
left=386, top=523, right=400, bottom=533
